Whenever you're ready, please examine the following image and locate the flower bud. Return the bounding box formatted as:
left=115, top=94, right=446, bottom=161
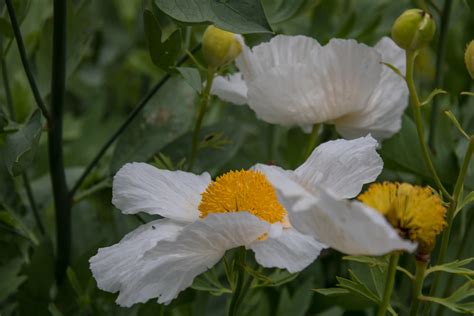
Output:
left=202, top=25, right=242, bottom=69
left=391, top=9, right=436, bottom=51
left=465, top=40, right=474, bottom=79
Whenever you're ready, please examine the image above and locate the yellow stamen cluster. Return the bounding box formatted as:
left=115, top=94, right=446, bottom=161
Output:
left=199, top=170, right=287, bottom=224
left=358, top=182, right=446, bottom=254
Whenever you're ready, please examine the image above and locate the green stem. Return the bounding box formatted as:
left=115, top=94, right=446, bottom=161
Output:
left=423, top=137, right=474, bottom=316
left=405, top=50, right=452, bottom=201
left=188, top=67, right=215, bottom=171
left=68, top=45, right=200, bottom=198
left=5, top=0, right=51, bottom=121
left=228, top=249, right=251, bottom=316
left=377, top=253, right=400, bottom=316
left=409, top=259, right=428, bottom=316
left=1, top=59, right=14, bottom=117
left=48, top=0, right=70, bottom=283
left=428, top=0, right=453, bottom=151
left=304, top=124, right=321, bottom=159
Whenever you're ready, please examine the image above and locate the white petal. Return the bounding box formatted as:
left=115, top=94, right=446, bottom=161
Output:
left=288, top=189, right=417, bottom=256
left=115, top=212, right=269, bottom=306
left=252, top=164, right=318, bottom=214
left=334, top=37, right=409, bottom=140
left=294, top=136, right=383, bottom=199
left=236, top=35, right=321, bottom=83
left=250, top=225, right=326, bottom=273
left=211, top=73, right=248, bottom=105
left=90, top=219, right=183, bottom=295
left=112, top=163, right=211, bottom=222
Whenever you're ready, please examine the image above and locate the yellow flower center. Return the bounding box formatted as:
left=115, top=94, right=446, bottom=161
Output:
left=198, top=170, right=287, bottom=224
left=358, top=182, right=446, bottom=254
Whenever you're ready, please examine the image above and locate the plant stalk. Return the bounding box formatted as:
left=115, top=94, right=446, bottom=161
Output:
left=377, top=253, right=400, bottom=316
left=405, top=50, right=452, bottom=200
left=304, top=124, right=321, bottom=159
left=228, top=249, right=251, bottom=316
left=409, top=258, right=428, bottom=316
left=428, top=0, right=453, bottom=151
left=48, top=0, right=70, bottom=283
left=5, top=0, right=51, bottom=121
left=188, top=67, right=215, bottom=171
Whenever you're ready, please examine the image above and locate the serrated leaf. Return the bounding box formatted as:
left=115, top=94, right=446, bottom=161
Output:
left=336, top=274, right=380, bottom=304
left=421, top=88, right=447, bottom=106
left=144, top=9, right=182, bottom=71
left=2, top=110, right=43, bottom=176
left=0, top=258, right=27, bottom=302
left=155, top=0, right=272, bottom=34
left=426, top=258, right=474, bottom=276
left=422, top=280, right=474, bottom=313
left=177, top=67, right=202, bottom=93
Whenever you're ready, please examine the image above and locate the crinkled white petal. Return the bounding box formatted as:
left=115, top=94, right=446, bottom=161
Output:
left=236, top=35, right=321, bottom=82
left=112, top=163, right=211, bottom=222
left=250, top=224, right=326, bottom=273
left=334, top=37, right=409, bottom=140
left=90, top=219, right=183, bottom=295
left=252, top=164, right=318, bottom=214
left=294, top=136, right=383, bottom=199
left=114, top=212, right=269, bottom=306
left=211, top=73, right=248, bottom=105
left=288, top=189, right=417, bottom=256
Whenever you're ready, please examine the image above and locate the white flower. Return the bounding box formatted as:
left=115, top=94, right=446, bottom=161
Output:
left=255, top=135, right=417, bottom=255
left=211, top=35, right=408, bottom=141
left=89, top=135, right=413, bottom=307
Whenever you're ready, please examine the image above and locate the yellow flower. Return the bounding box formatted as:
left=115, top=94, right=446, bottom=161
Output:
left=358, top=182, right=446, bottom=254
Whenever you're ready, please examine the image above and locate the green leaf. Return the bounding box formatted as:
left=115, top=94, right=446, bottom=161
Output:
left=444, top=110, right=470, bottom=140
left=314, top=288, right=351, bottom=296
left=461, top=91, right=474, bottom=97
left=2, top=110, right=43, bottom=176
left=0, top=17, right=13, bottom=38
left=420, top=88, right=447, bottom=106
left=0, top=107, right=8, bottom=130
left=381, top=62, right=404, bottom=79
left=0, top=258, right=27, bottom=301
left=155, top=0, right=273, bottom=34
left=422, top=280, right=474, bottom=313
left=110, top=77, right=196, bottom=173
left=177, top=67, right=202, bottom=93
left=143, top=9, right=182, bottom=71
left=336, top=271, right=380, bottom=304
left=263, top=0, right=309, bottom=24
left=426, top=258, right=474, bottom=276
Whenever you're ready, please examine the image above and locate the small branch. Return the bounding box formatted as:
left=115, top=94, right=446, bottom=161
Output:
left=69, top=45, right=201, bottom=198
left=22, top=173, right=45, bottom=236
left=5, top=0, right=51, bottom=121
left=428, top=0, right=453, bottom=151
left=48, top=0, right=70, bottom=283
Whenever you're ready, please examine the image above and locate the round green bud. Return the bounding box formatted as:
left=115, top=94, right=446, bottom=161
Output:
left=391, top=9, right=436, bottom=51
left=202, top=25, right=242, bottom=69
left=465, top=40, right=474, bottom=79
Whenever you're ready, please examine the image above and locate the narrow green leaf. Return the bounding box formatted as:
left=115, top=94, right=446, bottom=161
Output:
left=420, top=88, right=447, bottom=106
left=155, top=0, right=273, bottom=34
left=177, top=67, right=202, bottom=93
left=461, top=91, right=474, bottom=97
left=444, top=110, right=470, bottom=140
left=3, top=110, right=43, bottom=176
left=314, top=288, right=350, bottom=296
left=457, top=191, right=474, bottom=216
left=381, top=62, right=404, bottom=79
left=426, top=258, right=474, bottom=276
left=143, top=9, right=182, bottom=71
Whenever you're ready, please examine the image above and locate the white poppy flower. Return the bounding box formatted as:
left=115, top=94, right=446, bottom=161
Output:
left=89, top=135, right=412, bottom=307
left=255, top=135, right=417, bottom=255
left=212, top=35, right=408, bottom=141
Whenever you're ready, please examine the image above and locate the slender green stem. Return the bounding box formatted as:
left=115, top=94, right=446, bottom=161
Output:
left=5, top=0, right=51, bottom=121
left=304, top=124, right=321, bottom=159
left=423, top=137, right=474, bottom=316
left=188, top=67, right=215, bottom=171
left=228, top=249, right=251, bottom=316
left=377, top=253, right=400, bottom=316
left=69, top=45, right=200, bottom=198
left=409, top=259, right=428, bottom=316
left=48, top=0, right=70, bottom=283
left=405, top=50, right=452, bottom=201
left=428, top=0, right=453, bottom=151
